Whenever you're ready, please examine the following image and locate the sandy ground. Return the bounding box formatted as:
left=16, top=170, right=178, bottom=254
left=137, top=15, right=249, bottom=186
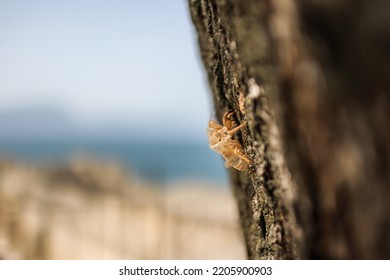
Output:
left=0, top=158, right=246, bottom=259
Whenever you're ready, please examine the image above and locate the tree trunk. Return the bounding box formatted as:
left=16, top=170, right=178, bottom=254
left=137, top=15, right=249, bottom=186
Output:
left=189, top=0, right=390, bottom=259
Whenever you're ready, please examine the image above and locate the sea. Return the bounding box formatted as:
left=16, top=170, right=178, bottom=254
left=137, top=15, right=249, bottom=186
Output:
left=0, top=139, right=229, bottom=186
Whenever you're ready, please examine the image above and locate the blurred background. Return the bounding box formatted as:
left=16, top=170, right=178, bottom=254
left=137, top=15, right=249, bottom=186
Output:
left=0, top=0, right=246, bottom=259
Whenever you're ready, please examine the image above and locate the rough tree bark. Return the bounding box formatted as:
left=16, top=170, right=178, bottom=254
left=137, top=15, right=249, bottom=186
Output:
left=189, top=0, right=390, bottom=259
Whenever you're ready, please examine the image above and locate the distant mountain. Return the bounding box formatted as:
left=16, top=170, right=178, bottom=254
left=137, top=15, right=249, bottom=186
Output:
left=0, top=106, right=85, bottom=141
left=0, top=105, right=206, bottom=143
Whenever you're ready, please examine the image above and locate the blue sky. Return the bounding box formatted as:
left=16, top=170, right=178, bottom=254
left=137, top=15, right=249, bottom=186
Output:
left=0, top=0, right=212, bottom=141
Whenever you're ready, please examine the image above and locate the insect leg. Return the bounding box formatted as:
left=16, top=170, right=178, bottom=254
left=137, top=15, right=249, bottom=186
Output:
left=222, top=110, right=238, bottom=130
left=227, top=121, right=247, bottom=135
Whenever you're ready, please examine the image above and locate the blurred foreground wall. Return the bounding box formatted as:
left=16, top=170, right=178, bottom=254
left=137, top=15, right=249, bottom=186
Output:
left=0, top=159, right=245, bottom=259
